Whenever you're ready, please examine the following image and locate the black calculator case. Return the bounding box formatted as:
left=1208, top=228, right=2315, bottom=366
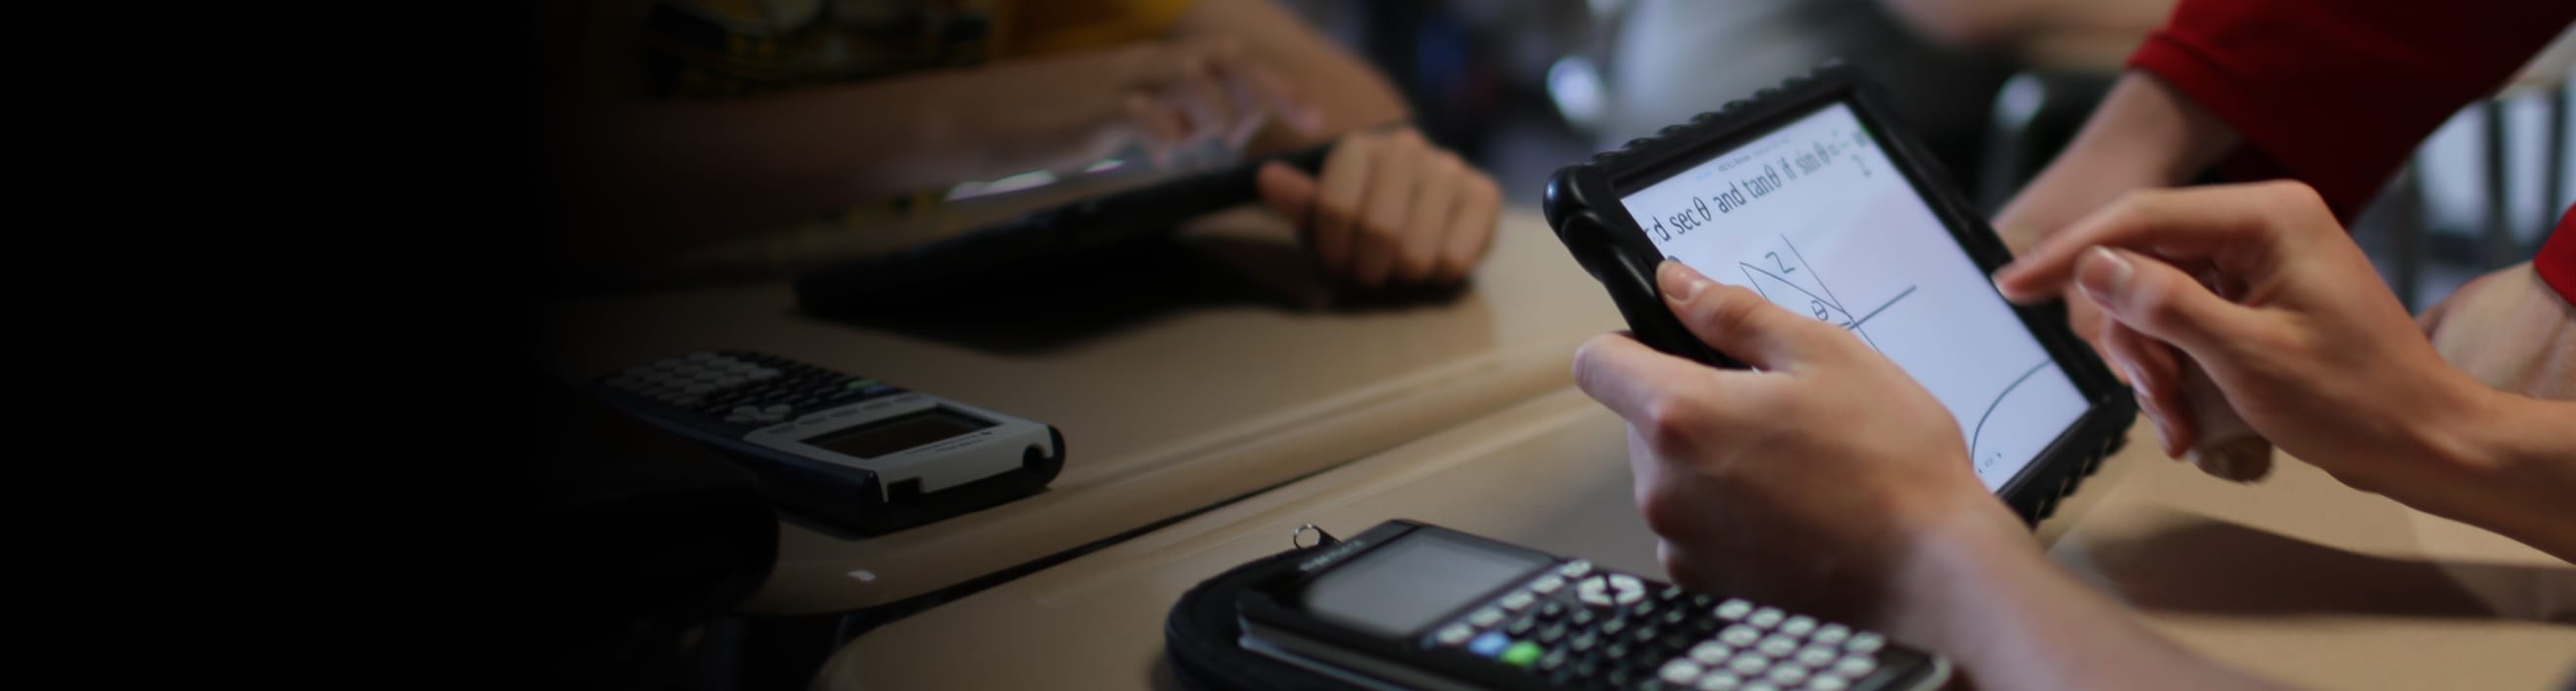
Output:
left=1541, top=64, right=2131, bottom=523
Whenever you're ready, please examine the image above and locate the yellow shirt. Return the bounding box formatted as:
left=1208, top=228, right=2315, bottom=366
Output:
left=617, top=0, right=1200, bottom=281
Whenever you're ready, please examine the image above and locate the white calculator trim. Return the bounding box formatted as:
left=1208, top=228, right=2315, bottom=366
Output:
left=743, top=392, right=1056, bottom=501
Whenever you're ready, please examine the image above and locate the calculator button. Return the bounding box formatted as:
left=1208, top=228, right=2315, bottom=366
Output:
left=1659, top=659, right=1705, bottom=685
left=1727, top=652, right=1769, bottom=675
left=1559, top=560, right=1593, bottom=578
left=1719, top=624, right=1760, bottom=647
left=1661, top=610, right=1689, bottom=628
left=1629, top=600, right=1657, bottom=618
left=1501, top=591, right=1536, bottom=611
left=1690, top=642, right=1731, bottom=665
left=1765, top=664, right=1807, bottom=686
left=1537, top=624, right=1567, bottom=644
left=1538, top=649, right=1570, bottom=671
left=1603, top=643, right=1631, bottom=662
left=1501, top=641, right=1543, bottom=667
left=1538, top=603, right=1567, bottom=620
left=1617, top=589, right=1646, bottom=606
left=1579, top=582, right=1616, bottom=608
left=1846, top=633, right=1884, bottom=654
left=1659, top=585, right=1690, bottom=602
left=1808, top=675, right=1849, bottom=691
left=1715, top=599, right=1753, bottom=620
left=1812, top=624, right=1850, bottom=646
left=1468, top=632, right=1510, bottom=658
left=1780, top=615, right=1816, bottom=637
left=1696, top=671, right=1742, bottom=690
left=1569, top=633, right=1599, bottom=653
left=1469, top=608, right=1505, bottom=628
left=1436, top=624, right=1474, bottom=646
left=1747, top=608, right=1784, bottom=629
left=1530, top=574, right=1565, bottom=595
left=1832, top=656, right=1876, bottom=677
left=1600, top=619, right=1627, bottom=636
left=1744, top=682, right=1781, bottom=691
left=1609, top=574, right=1643, bottom=592
left=1506, top=616, right=1536, bottom=637
left=1757, top=635, right=1798, bottom=658
left=1796, top=646, right=1836, bottom=667
left=1570, top=610, right=1596, bottom=627
left=1631, top=625, right=1660, bottom=645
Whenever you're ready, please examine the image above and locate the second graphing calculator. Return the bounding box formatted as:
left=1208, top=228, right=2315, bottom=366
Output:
left=588, top=350, right=1065, bottom=535
left=1237, top=520, right=1949, bottom=691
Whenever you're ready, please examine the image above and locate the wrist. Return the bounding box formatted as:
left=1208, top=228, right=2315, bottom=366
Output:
left=1875, top=495, right=2037, bottom=628
left=2433, top=389, right=2576, bottom=560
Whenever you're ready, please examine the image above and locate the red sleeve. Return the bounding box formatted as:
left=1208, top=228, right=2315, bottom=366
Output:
left=2541, top=211, right=2576, bottom=305
left=2125, top=0, right=2576, bottom=221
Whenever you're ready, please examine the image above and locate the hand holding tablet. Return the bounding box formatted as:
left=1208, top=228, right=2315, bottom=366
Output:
left=1546, top=65, right=2132, bottom=522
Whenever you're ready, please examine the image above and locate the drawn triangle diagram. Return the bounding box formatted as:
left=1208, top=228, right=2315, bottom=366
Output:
left=1736, top=261, right=1854, bottom=327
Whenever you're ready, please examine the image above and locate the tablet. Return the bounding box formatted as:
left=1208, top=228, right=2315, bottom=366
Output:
left=1542, top=65, right=2131, bottom=522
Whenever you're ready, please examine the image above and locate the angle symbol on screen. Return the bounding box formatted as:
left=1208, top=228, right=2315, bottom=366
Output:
left=1734, top=235, right=1914, bottom=354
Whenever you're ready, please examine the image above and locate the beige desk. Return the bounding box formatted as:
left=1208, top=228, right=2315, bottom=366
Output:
left=539, top=208, right=1624, bottom=615
left=816, top=392, right=2575, bottom=690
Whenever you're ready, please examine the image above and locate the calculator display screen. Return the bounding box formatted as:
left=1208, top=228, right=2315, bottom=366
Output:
left=807, top=406, right=994, bottom=459
left=1302, top=533, right=1549, bottom=637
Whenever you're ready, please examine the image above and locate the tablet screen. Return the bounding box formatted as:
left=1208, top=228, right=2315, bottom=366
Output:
left=1616, top=102, right=2086, bottom=491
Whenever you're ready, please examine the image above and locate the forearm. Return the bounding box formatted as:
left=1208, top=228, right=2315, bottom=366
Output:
left=1176, top=0, right=1409, bottom=155
left=1877, top=506, right=2275, bottom=690
left=1993, top=72, right=2240, bottom=254
left=554, top=67, right=1098, bottom=264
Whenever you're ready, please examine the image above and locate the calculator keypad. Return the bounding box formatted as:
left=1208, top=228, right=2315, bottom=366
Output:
left=1431, top=561, right=1908, bottom=690
left=600, top=351, right=899, bottom=429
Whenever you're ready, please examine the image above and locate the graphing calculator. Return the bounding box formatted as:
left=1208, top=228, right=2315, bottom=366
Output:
left=1236, top=520, right=1949, bottom=691
left=1542, top=64, right=2131, bottom=522
left=587, top=350, right=1064, bottom=535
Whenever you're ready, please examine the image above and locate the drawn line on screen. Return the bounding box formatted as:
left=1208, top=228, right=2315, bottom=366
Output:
left=1846, top=286, right=1917, bottom=331
left=1967, top=359, right=2055, bottom=462
left=1782, top=234, right=1881, bottom=352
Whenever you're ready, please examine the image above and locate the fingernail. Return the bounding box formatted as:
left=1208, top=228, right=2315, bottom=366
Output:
left=2075, top=246, right=2131, bottom=302
left=1659, top=261, right=1710, bottom=303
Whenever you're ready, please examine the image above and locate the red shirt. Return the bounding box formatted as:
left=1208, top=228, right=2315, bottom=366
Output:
left=2126, top=0, right=2576, bottom=302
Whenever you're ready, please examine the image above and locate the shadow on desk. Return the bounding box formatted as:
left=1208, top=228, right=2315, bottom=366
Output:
left=794, top=237, right=1470, bottom=357
left=2082, top=509, right=2576, bottom=624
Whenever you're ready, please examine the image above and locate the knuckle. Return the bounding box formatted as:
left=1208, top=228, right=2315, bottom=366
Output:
left=1638, top=393, right=1706, bottom=452
left=1641, top=494, right=1698, bottom=542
